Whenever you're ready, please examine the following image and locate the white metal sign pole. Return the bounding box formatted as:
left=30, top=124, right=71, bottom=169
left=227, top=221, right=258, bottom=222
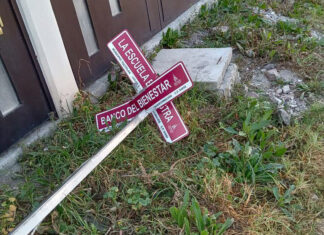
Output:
left=11, top=111, right=149, bottom=235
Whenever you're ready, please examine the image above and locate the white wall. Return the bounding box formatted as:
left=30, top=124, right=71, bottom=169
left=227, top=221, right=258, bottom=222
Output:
left=17, top=0, right=79, bottom=118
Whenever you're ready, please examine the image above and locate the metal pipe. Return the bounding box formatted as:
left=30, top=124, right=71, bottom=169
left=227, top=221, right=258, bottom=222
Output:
left=11, top=111, right=149, bottom=235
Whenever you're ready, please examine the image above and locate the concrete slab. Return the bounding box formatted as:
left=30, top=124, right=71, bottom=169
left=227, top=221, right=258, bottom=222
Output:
left=85, top=74, right=109, bottom=104
left=218, top=63, right=240, bottom=98
left=152, top=48, right=232, bottom=90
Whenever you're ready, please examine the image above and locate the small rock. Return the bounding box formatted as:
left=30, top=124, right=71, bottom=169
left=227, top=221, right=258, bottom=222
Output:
left=278, top=109, right=291, bottom=125
left=244, top=85, right=249, bottom=93
left=212, top=26, right=229, bottom=34
left=246, top=49, right=255, bottom=58
left=282, top=85, right=290, bottom=94
left=263, top=64, right=275, bottom=70
left=311, top=30, right=324, bottom=41
left=189, top=33, right=204, bottom=45
left=310, top=194, right=319, bottom=202
left=279, top=70, right=301, bottom=84
left=246, top=91, right=259, bottom=98
left=251, top=72, right=271, bottom=90
left=265, top=68, right=280, bottom=81
left=276, top=88, right=283, bottom=94
left=238, top=26, right=246, bottom=31
left=252, top=7, right=298, bottom=24
left=271, top=96, right=283, bottom=105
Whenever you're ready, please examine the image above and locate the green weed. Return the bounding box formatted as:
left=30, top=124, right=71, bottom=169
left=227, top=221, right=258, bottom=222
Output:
left=126, top=185, right=151, bottom=211
left=272, top=185, right=295, bottom=208
left=213, top=141, right=283, bottom=184
left=161, top=28, right=180, bottom=48
left=170, top=191, right=233, bottom=234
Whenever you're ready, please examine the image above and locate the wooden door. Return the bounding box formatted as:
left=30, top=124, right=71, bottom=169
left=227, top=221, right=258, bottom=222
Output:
left=51, top=0, right=161, bottom=87
left=158, top=0, right=199, bottom=27
left=0, top=1, right=51, bottom=153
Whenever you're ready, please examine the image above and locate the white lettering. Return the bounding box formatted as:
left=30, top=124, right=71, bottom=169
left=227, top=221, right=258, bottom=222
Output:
left=118, top=39, right=128, bottom=51
left=160, top=105, right=173, bottom=123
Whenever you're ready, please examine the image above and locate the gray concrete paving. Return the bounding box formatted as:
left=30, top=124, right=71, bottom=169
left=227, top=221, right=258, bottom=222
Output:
left=152, top=48, right=233, bottom=91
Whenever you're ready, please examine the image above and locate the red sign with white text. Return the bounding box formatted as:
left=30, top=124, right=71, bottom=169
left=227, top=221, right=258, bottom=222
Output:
left=96, top=62, right=193, bottom=132
left=152, top=103, right=189, bottom=143
left=107, top=30, right=189, bottom=142
left=108, top=30, right=156, bottom=91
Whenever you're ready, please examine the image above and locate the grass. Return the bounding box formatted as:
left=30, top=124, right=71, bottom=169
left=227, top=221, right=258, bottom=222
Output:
left=1, top=0, right=324, bottom=234
left=178, top=0, right=324, bottom=86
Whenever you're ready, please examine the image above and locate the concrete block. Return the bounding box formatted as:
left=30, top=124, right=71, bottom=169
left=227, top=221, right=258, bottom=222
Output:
left=85, top=74, right=109, bottom=104
left=152, top=48, right=232, bottom=90
left=218, top=63, right=240, bottom=98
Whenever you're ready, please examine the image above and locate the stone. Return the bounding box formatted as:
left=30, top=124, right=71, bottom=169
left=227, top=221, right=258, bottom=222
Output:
left=278, top=109, right=291, bottom=125
left=310, top=194, right=319, bottom=202
left=212, top=26, right=229, bottom=34
left=250, top=72, right=271, bottom=90
left=276, top=88, right=283, bottom=94
left=187, top=32, right=206, bottom=46
left=152, top=48, right=232, bottom=90
left=245, top=49, right=255, bottom=58
left=218, top=63, right=240, bottom=98
left=270, top=95, right=283, bottom=105
left=263, top=64, right=275, bottom=70
left=244, top=85, right=249, bottom=93
left=246, top=91, right=259, bottom=99
left=252, top=7, right=298, bottom=24
left=265, top=68, right=280, bottom=81
left=311, top=30, right=324, bottom=41
left=282, top=85, right=290, bottom=94
left=238, top=26, right=246, bottom=31
left=279, top=70, right=301, bottom=84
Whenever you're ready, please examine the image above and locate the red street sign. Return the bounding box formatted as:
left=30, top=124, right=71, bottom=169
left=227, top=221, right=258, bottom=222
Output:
left=96, top=62, right=193, bottom=132
left=108, top=30, right=156, bottom=92
left=152, top=103, right=189, bottom=143
left=107, top=30, right=189, bottom=142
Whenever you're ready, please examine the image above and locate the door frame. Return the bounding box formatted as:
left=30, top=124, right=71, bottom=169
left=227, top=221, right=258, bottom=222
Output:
left=8, top=0, right=56, bottom=115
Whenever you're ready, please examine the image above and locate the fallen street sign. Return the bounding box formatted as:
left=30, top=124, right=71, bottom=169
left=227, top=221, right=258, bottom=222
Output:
left=12, top=33, right=194, bottom=235
left=152, top=103, right=189, bottom=143
left=107, top=30, right=156, bottom=92
left=96, top=101, right=136, bottom=131
left=96, top=62, right=193, bottom=131
left=107, top=30, right=189, bottom=142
